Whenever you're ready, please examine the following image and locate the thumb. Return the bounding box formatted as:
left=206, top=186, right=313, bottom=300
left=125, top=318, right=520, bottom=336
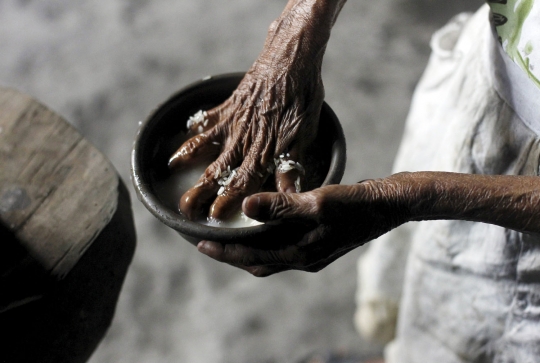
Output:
left=242, top=192, right=318, bottom=222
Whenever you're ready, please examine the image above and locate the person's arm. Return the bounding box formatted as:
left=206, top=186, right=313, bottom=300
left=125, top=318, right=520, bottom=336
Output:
left=197, top=172, right=540, bottom=276
left=169, top=0, right=347, bottom=221
left=400, top=172, right=540, bottom=232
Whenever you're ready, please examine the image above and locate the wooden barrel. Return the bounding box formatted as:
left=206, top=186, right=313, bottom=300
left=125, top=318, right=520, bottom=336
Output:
left=0, top=87, right=136, bottom=362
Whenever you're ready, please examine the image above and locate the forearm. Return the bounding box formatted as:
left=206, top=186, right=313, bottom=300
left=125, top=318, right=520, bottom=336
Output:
left=253, top=0, right=347, bottom=74
left=384, top=172, right=540, bottom=234
left=281, top=0, right=347, bottom=28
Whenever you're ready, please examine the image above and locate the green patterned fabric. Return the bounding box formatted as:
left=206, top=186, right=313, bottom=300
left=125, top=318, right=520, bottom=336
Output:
left=487, top=0, right=539, bottom=87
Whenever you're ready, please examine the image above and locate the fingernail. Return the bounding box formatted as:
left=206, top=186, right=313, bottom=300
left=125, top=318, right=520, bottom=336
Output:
left=168, top=156, right=177, bottom=169
left=168, top=153, right=184, bottom=170
left=243, top=195, right=260, bottom=218
left=197, top=241, right=208, bottom=252
left=180, top=195, right=201, bottom=221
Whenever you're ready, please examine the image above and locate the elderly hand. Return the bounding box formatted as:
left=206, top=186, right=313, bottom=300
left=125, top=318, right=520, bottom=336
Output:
left=169, top=65, right=323, bottom=221
left=196, top=171, right=540, bottom=277
left=168, top=0, right=346, bottom=222
left=196, top=179, right=410, bottom=277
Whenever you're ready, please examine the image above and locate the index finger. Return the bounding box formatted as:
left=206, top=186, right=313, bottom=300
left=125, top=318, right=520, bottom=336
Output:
left=197, top=240, right=304, bottom=268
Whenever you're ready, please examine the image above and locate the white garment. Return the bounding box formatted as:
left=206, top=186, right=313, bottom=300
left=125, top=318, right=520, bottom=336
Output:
left=488, top=0, right=540, bottom=88
left=356, top=5, right=540, bottom=362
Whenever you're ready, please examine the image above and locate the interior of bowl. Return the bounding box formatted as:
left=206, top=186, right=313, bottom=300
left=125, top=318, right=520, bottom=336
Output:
left=132, top=72, right=346, bottom=243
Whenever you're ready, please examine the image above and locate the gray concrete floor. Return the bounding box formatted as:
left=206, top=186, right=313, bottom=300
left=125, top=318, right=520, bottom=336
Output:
left=0, top=0, right=483, bottom=362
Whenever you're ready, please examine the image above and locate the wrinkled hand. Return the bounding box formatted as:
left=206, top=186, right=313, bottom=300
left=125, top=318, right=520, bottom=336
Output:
left=168, top=6, right=329, bottom=221
left=197, top=179, right=410, bottom=277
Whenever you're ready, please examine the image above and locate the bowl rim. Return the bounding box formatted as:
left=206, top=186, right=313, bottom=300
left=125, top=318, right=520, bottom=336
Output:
left=131, top=72, right=346, bottom=242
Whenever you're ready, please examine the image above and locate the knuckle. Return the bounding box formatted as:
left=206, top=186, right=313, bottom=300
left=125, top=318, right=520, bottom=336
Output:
left=267, top=19, right=280, bottom=34
left=309, top=191, right=326, bottom=217
left=204, top=125, right=220, bottom=139
left=189, top=138, right=202, bottom=152
left=249, top=267, right=270, bottom=278
left=269, top=193, right=292, bottom=219
left=200, top=169, right=217, bottom=186
left=240, top=255, right=256, bottom=267
left=239, top=168, right=266, bottom=190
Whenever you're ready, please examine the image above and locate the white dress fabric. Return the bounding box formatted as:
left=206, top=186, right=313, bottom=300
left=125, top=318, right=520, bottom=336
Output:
left=356, top=5, right=540, bottom=362
left=489, top=0, right=540, bottom=89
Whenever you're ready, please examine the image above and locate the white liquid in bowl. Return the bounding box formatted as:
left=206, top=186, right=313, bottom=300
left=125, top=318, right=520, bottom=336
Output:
left=153, top=164, right=263, bottom=228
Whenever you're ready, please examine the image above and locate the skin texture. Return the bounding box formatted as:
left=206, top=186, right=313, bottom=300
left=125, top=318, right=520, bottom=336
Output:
left=169, top=0, right=346, bottom=221
left=173, top=0, right=540, bottom=280
left=198, top=179, right=407, bottom=277
left=198, top=172, right=540, bottom=277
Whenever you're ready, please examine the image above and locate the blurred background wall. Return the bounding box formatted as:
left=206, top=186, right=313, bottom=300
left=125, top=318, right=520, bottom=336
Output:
left=0, top=0, right=483, bottom=362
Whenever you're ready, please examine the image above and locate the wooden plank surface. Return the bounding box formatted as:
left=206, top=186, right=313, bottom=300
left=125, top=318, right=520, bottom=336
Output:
left=0, top=87, right=118, bottom=279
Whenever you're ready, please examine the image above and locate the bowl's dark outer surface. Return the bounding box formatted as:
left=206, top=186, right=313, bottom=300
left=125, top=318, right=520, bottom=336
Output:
left=131, top=73, right=347, bottom=248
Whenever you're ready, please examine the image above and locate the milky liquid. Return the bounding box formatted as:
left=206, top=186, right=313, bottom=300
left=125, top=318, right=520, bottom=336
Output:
left=153, top=163, right=263, bottom=228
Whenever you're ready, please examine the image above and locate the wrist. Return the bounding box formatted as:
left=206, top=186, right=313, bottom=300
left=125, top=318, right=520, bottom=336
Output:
left=284, top=0, right=348, bottom=28
left=369, top=171, right=448, bottom=224
left=382, top=171, right=451, bottom=223
left=257, top=0, right=345, bottom=72
left=358, top=175, right=416, bottom=227
left=366, top=171, right=540, bottom=234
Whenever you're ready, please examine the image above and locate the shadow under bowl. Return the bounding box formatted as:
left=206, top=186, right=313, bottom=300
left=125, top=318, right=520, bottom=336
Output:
left=131, top=73, right=346, bottom=248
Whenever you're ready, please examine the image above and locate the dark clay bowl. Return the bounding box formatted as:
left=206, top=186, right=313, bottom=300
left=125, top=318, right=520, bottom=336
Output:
left=131, top=73, right=346, bottom=247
